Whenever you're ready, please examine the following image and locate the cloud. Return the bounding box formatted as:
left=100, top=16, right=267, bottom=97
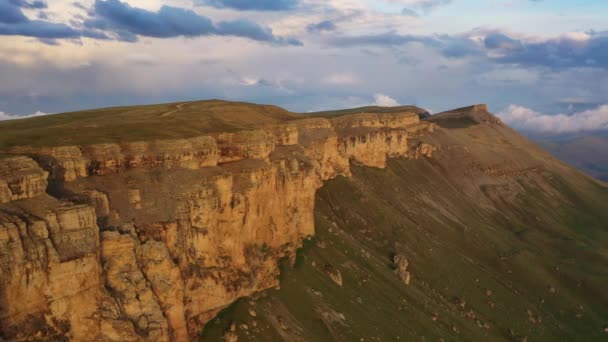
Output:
left=417, top=0, right=451, bottom=11
left=401, top=8, right=419, bottom=17
left=373, top=93, right=400, bottom=106
left=216, top=19, right=301, bottom=45
left=0, top=20, right=108, bottom=39
left=483, top=32, right=521, bottom=50
left=328, top=31, right=435, bottom=47
left=236, top=76, right=285, bottom=90
left=498, top=104, right=608, bottom=133
left=388, top=0, right=451, bottom=13
left=0, top=0, right=606, bottom=125
left=88, top=1, right=214, bottom=38
left=124, top=53, right=158, bottom=66
left=195, top=0, right=298, bottom=11
left=0, top=0, right=29, bottom=23
left=9, top=0, right=47, bottom=9
left=307, top=20, right=336, bottom=33
left=0, top=0, right=109, bottom=39
left=72, top=2, right=88, bottom=11
left=85, top=0, right=302, bottom=45
left=328, top=28, right=608, bottom=69
left=482, top=30, right=608, bottom=69
left=328, top=31, right=481, bottom=59
left=0, top=110, right=48, bottom=121
left=323, top=73, right=359, bottom=85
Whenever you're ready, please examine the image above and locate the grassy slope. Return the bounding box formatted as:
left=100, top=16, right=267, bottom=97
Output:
left=0, top=100, right=427, bottom=150
left=0, top=100, right=299, bottom=149
left=201, top=119, right=608, bottom=341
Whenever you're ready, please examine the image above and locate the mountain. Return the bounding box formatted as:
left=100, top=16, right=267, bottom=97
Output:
left=0, top=101, right=607, bottom=341
left=531, top=132, right=608, bottom=182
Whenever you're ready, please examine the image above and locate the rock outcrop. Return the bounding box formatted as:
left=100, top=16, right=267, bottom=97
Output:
left=0, top=156, right=48, bottom=203
left=0, top=110, right=435, bottom=341
left=323, top=264, right=343, bottom=287
left=393, top=254, right=411, bottom=286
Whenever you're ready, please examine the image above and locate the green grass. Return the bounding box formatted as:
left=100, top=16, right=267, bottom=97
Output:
left=0, top=100, right=299, bottom=149
left=0, top=100, right=428, bottom=150
left=201, top=157, right=608, bottom=341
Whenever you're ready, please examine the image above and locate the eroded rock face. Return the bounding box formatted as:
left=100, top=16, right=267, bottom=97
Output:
left=0, top=111, right=436, bottom=341
left=100, top=231, right=170, bottom=340
left=0, top=156, right=48, bottom=203
left=0, top=203, right=100, bottom=341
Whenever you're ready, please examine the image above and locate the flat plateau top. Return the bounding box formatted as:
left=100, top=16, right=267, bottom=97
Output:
left=0, top=100, right=427, bottom=149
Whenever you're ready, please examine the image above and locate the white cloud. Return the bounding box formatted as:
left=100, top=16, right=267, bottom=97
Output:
left=373, top=93, right=400, bottom=106
left=239, top=77, right=260, bottom=86
left=323, top=73, right=360, bottom=85
left=498, top=104, right=608, bottom=133
left=561, top=31, right=592, bottom=42
left=0, top=111, right=49, bottom=121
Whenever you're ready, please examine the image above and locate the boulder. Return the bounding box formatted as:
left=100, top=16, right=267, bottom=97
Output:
left=393, top=254, right=411, bottom=285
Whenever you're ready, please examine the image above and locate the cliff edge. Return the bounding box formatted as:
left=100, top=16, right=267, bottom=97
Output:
left=0, top=101, right=436, bottom=341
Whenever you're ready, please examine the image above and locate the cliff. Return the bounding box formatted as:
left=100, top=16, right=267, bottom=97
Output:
left=0, top=103, right=436, bottom=341
left=200, top=105, right=608, bottom=342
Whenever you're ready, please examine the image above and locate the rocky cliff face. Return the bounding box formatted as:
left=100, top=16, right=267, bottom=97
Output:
left=0, top=111, right=435, bottom=341
left=199, top=110, right=608, bottom=342
left=0, top=157, right=48, bottom=203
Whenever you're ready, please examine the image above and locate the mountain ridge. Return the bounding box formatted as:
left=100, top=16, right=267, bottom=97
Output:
left=0, top=100, right=606, bottom=341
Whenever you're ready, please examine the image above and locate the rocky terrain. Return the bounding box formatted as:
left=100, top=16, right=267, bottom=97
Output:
left=0, top=101, right=606, bottom=341
left=0, top=100, right=436, bottom=341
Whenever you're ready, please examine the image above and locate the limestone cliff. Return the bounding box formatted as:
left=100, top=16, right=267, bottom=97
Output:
left=0, top=109, right=435, bottom=341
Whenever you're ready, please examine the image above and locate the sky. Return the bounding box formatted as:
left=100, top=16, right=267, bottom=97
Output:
left=1, top=0, right=608, bottom=133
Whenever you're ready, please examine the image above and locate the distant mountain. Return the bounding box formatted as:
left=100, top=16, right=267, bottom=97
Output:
left=531, top=131, right=608, bottom=182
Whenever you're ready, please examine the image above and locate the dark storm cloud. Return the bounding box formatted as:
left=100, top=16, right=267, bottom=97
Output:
left=194, top=0, right=298, bottom=11
left=85, top=0, right=302, bottom=45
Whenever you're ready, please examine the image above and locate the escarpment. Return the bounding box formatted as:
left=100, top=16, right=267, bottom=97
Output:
left=0, top=109, right=436, bottom=341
